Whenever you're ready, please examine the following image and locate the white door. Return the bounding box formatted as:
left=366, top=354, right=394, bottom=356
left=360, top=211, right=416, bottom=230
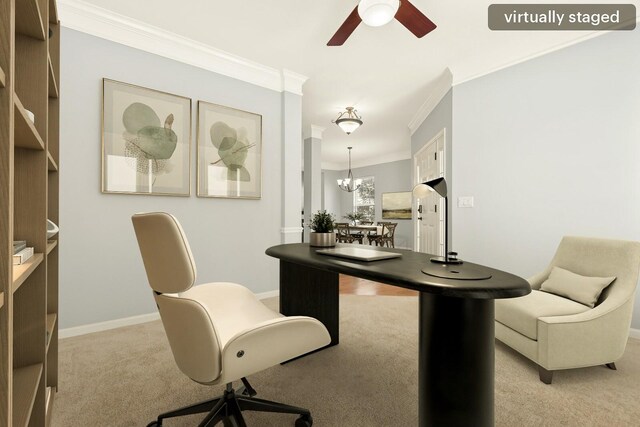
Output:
left=414, top=130, right=445, bottom=255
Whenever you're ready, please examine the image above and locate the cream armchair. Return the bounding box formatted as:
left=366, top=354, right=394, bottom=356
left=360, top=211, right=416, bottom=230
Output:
left=495, top=236, right=640, bottom=384
left=132, top=212, right=330, bottom=426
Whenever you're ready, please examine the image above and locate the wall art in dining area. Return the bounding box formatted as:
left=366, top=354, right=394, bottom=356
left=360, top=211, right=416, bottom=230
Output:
left=197, top=101, right=262, bottom=199
left=102, top=79, right=191, bottom=196
left=382, top=191, right=412, bottom=219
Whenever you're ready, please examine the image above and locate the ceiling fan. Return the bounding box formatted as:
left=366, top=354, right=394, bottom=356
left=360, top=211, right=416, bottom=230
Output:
left=327, top=0, right=437, bottom=46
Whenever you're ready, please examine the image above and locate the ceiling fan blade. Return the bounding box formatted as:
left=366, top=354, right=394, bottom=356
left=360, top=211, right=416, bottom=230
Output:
left=327, top=6, right=361, bottom=46
left=395, top=0, right=437, bottom=38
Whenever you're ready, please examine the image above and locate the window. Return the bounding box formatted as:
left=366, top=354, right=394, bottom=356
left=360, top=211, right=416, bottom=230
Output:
left=353, top=176, right=375, bottom=221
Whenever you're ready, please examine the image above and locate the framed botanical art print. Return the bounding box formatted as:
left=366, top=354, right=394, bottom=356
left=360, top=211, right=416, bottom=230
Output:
left=197, top=100, right=262, bottom=199
left=102, top=79, right=191, bottom=196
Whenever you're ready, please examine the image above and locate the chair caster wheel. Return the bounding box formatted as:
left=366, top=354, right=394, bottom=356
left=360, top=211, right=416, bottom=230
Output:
left=295, top=414, right=313, bottom=427
left=146, top=421, right=161, bottom=427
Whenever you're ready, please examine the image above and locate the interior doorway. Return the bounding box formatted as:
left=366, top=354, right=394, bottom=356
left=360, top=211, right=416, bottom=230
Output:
left=413, top=129, right=445, bottom=255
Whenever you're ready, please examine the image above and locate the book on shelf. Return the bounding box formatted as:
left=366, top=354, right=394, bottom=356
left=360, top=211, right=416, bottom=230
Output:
left=13, top=240, right=27, bottom=254
left=13, top=247, right=34, bottom=265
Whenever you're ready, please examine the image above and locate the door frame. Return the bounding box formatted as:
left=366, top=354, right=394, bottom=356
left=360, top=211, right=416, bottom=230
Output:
left=413, top=128, right=446, bottom=252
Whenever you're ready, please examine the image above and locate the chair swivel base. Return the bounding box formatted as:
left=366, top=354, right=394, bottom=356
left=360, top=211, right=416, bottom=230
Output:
left=146, top=379, right=313, bottom=427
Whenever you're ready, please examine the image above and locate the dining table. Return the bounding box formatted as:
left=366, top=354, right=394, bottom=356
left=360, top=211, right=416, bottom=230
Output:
left=343, top=224, right=382, bottom=244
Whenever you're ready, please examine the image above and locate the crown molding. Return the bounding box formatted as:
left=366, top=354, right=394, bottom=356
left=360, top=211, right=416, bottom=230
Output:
left=322, top=150, right=411, bottom=171
left=408, top=68, right=453, bottom=135
left=58, top=0, right=308, bottom=94
left=453, top=15, right=640, bottom=86
left=282, top=69, right=308, bottom=96
left=303, top=125, right=325, bottom=141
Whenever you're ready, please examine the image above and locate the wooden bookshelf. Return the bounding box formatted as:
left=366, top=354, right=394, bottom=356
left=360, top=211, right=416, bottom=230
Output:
left=45, top=386, right=54, bottom=425
left=46, top=240, right=57, bottom=254
left=47, top=55, right=58, bottom=99
left=15, top=0, right=46, bottom=41
left=1, top=0, right=60, bottom=424
left=12, top=363, right=43, bottom=427
left=46, top=313, right=56, bottom=351
left=12, top=253, right=44, bottom=293
left=14, top=95, right=45, bottom=150
left=49, top=0, right=58, bottom=23
left=47, top=151, right=57, bottom=171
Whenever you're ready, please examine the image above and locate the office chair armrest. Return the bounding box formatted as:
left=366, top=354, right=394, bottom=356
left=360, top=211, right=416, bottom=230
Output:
left=219, top=316, right=330, bottom=384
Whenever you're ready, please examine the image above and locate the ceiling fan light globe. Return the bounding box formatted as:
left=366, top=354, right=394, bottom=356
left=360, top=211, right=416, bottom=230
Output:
left=358, top=0, right=400, bottom=27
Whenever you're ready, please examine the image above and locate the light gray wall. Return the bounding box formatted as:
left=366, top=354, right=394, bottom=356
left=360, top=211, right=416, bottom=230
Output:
left=59, top=29, right=294, bottom=329
left=451, top=30, right=640, bottom=328
left=323, top=159, right=413, bottom=249
left=411, top=89, right=454, bottom=246
left=322, top=170, right=343, bottom=218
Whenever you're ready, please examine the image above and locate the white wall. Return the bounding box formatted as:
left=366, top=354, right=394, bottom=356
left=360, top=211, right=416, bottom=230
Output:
left=60, top=29, right=298, bottom=328
left=451, top=30, right=640, bottom=328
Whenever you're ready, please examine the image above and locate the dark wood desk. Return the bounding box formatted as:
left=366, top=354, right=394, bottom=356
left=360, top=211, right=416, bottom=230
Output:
left=266, top=243, right=530, bottom=427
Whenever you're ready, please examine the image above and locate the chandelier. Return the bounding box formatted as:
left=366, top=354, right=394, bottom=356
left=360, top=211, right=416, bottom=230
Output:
left=337, top=147, right=362, bottom=192
left=332, top=107, right=363, bottom=135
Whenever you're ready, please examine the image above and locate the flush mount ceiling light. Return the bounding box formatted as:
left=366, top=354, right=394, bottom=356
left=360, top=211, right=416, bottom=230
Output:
left=337, top=147, right=362, bottom=192
left=332, top=107, right=363, bottom=135
left=358, top=0, right=400, bottom=27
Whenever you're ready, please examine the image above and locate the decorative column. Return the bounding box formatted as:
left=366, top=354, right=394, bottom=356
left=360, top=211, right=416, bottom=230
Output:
left=281, top=70, right=307, bottom=243
left=303, top=125, right=324, bottom=242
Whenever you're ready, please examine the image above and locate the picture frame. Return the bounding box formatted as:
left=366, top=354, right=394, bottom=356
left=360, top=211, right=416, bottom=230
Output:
left=197, top=100, right=262, bottom=199
left=382, top=191, right=412, bottom=219
left=101, top=79, right=192, bottom=196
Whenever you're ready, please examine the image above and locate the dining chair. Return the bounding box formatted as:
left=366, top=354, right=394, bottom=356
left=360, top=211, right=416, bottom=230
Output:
left=131, top=212, right=330, bottom=426
left=350, top=221, right=371, bottom=244
left=374, top=223, right=397, bottom=248
left=367, top=222, right=388, bottom=245
left=335, top=223, right=355, bottom=243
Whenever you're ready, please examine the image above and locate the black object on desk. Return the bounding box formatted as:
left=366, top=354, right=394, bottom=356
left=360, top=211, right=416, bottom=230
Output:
left=265, top=243, right=530, bottom=427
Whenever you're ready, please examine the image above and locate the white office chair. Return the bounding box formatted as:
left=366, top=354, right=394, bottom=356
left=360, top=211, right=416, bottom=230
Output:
left=132, top=212, right=330, bottom=426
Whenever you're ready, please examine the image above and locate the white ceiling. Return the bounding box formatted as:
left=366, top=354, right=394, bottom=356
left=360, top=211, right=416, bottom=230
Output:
left=77, top=0, right=638, bottom=168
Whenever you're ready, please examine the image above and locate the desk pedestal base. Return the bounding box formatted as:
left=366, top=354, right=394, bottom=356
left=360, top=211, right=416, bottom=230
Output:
left=419, top=293, right=494, bottom=427
left=279, top=261, right=339, bottom=346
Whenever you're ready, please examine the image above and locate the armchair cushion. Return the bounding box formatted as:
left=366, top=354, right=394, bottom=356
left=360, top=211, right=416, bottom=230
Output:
left=495, top=290, right=590, bottom=340
left=540, top=266, right=616, bottom=308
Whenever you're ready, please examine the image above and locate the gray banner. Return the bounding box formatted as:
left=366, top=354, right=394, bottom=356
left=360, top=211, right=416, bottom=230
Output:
left=489, top=4, right=636, bottom=30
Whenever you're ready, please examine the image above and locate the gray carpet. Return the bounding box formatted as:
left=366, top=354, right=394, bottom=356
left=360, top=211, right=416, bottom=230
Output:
left=51, top=296, right=640, bottom=426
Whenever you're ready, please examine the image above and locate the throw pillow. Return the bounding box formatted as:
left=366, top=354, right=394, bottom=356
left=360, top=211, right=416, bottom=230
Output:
left=540, top=266, right=616, bottom=308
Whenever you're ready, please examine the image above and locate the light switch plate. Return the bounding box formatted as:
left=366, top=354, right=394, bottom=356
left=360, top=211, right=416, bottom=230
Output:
left=458, top=196, right=474, bottom=208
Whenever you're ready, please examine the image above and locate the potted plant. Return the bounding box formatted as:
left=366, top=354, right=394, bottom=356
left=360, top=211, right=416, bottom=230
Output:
left=344, top=212, right=365, bottom=225
left=309, top=210, right=336, bottom=247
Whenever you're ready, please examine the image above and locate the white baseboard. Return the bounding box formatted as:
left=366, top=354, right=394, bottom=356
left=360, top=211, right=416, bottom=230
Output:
left=630, top=328, right=640, bottom=340
left=59, top=312, right=160, bottom=339
left=256, top=289, right=279, bottom=300
left=60, top=289, right=280, bottom=339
